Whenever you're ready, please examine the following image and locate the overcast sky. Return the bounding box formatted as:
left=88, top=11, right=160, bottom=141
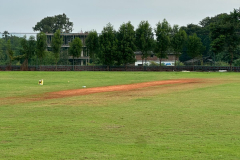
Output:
left=0, top=0, right=239, bottom=33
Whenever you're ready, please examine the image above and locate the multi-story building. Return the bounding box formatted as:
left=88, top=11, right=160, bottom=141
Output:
left=46, top=32, right=90, bottom=65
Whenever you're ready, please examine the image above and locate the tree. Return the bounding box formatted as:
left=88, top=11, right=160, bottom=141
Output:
left=98, top=23, right=118, bottom=70
left=85, top=30, right=99, bottom=63
left=2, top=31, right=10, bottom=41
left=117, top=21, right=136, bottom=68
left=36, top=32, right=47, bottom=70
left=69, top=37, right=82, bottom=70
left=18, top=35, right=36, bottom=70
left=171, top=25, right=187, bottom=67
left=154, top=19, right=171, bottom=68
left=187, top=33, right=205, bottom=67
left=51, top=29, right=63, bottom=70
left=135, top=21, right=154, bottom=65
left=0, top=40, right=4, bottom=64
left=210, top=9, right=240, bottom=70
left=6, top=39, right=14, bottom=68
left=33, top=13, right=73, bottom=33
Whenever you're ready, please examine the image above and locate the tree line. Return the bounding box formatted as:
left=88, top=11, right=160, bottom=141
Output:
left=1, top=8, right=240, bottom=70
left=0, top=30, right=82, bottom=70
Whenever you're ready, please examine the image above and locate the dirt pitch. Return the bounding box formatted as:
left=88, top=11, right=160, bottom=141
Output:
left=1, top=79, right=201, bottom=105
left=47, top=79, right=199, bottom=99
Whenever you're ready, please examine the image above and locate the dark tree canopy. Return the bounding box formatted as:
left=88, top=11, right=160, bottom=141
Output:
left=135, top=21, right=154, bottom=64
left=36, top=32, right=47, bottom=66
left=98, top=23, right=118, bottom=68
left=210, top=9, right=240, bottom=69
left=116, top=21, right=136, bottom=66
left=154, top=19, right=172, bottom=66
left=85, top=30, right=99, bottom=60
left=51, top=29, right=63, bottom=68
left=33, top=13, right=73, bottom=33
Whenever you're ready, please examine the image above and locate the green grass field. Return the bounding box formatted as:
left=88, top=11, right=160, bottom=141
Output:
left=1, top=71, right=240, bottom=159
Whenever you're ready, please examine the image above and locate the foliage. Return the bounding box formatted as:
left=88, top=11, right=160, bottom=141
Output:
left=171, top=25, right=187, bottom=66
left=149, top=61, right=159, bottom=66
left=69, top=37, right=82, bottom=69
left=85, top=30, right=99, bottom=60
left=98, top=23, right=118, bottom=68
left=135, top=21, right=154, bottom=64
left=33, top=13, right=73, bottom=33
left=51, top=30, right=63, bottom=68
left=233, top=59, right=240, bottom=66
left=0, top=40, right=4, bottom=64
left=16, top=35, right=36, bottom=69
left=175, top=61, right=185, bottom=66
left=117, top=21, right=136, bottom=66
left=6, top=40, right=14, bottom=66
left=187, top=33, right=205, bottom=61
left=210, top=9, right=240, bottom=69
left=154, top=19, right=171, bottom=66
left=2, top=31, right=10, bottom=41
left=214, top=61, right=229, bottom=66
left=36, top=32, right=47, bottom=66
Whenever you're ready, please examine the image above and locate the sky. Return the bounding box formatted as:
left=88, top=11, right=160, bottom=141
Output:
left=0, top=0, right=240, bottom=34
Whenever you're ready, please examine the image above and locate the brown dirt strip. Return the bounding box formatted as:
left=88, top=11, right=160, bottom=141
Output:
left=1, top=79, right=200, bottom=105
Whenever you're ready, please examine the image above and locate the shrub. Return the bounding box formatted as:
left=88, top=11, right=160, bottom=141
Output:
left=233, top=59, right=240, bottom=66
left=214, top=61, right=229, bottom=66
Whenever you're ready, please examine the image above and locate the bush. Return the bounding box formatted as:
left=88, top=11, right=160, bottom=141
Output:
left=175, top=61, right=184, bottom=66
left=233, top=59, right=240, bottom=66
left=149, top=61, right=159, bottom=66
left=214, top=61, right=229, bottom=66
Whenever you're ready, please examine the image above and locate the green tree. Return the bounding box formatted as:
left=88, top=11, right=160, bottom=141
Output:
left=98, top=23, right=118, bottom=70
left=69, top=37, right=82, bottom=70
left=171, top=25, right=187, bottom=67
left=18, top=35, right=36, bottom=70
left=154, top=19, right=171, bottom=68
left=33, top=13, right=73, bottom=33
left=36, top=32, right=47, bottom=69
left=6, top=39, right=14, bottom=67
left=210, top=9, right=240, bottom=70
left=135, top=21, right=154, bottom=65
left=187, top=33, right=205, bottom=67
left=85, top=30, right=99, bottom=63
left=51, top=29, right=63, bottom=70
left=2, top=31, right=10, bottom=41
left=0, top=40, right=4, bottom=64
left=117, top=21, right=136, bottom=68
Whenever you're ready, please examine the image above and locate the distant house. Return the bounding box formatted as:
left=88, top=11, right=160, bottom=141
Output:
left=134, top=51, right=178, bottom=66
left=46, top=33, right=89, bottom=65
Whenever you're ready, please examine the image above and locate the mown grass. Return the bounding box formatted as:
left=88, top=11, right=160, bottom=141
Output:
left=0, top=71, right=240, bottom=159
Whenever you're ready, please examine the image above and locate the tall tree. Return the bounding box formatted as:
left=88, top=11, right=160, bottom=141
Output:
left=85, top=30, right=99, bottom=63
left=51, top=29, right=63, bottom=70
left=69, top=37, right=82, bottom=70
left=154, top=19, right=171, bottom=67
left=210, top=9, right=240, bottom=70
left=135, top=21, right=154, bottom=65
left=36, top=32, right=47, bottom=70
left=6, top=39, right=14, bottom=68
left=18, top=35, right=36, bottom=70
left=2, top=31, right=10, bottom=41
left=33, top=13, right=73, bottom=33
left=0, top=40, right=4, bottom=64
left=171, top=25, right=187, bottom=67
left=117, top=21, right=136, bottom=68
left=187, top=33, right=205, bottom=67
left=98, top=23, right=118, bottom=70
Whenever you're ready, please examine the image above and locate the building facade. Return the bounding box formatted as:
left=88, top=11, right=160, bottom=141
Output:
left=46, top=33, right=89, bottom=65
